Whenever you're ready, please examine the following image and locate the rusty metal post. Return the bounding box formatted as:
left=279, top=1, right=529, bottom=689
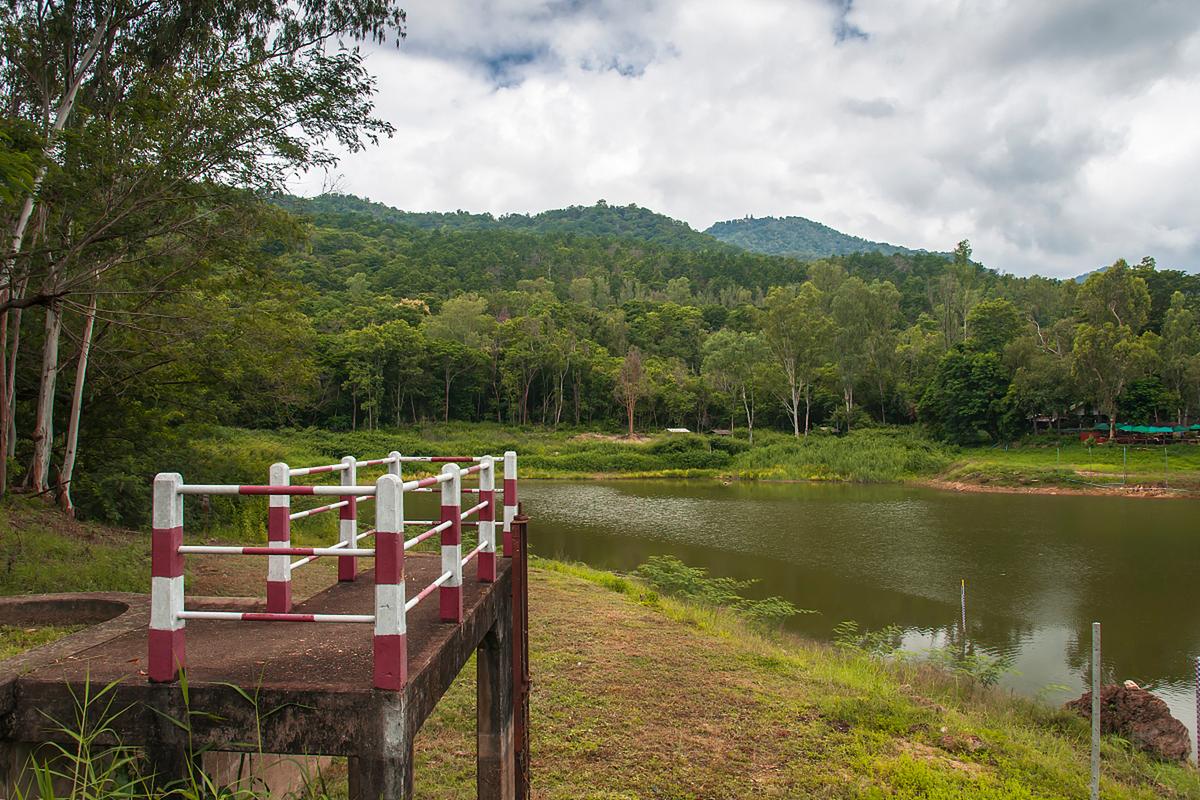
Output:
left=511, top=509, right=531, bottom=799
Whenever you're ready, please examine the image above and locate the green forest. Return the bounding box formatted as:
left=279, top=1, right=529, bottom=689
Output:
left=4, top=1, right=1200, bottom=528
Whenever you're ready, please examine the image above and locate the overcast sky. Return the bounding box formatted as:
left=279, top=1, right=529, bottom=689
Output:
left=293, top=0, right=1200, bottom=279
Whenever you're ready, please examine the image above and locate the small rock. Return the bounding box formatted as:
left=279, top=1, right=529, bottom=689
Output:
left=1065, top=683, right=1191, bottom=762
left=938, top=733, right=986, bottom=754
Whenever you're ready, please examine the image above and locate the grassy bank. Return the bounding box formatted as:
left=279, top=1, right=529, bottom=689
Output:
left=3, top=509, right=1197, bottom=798
left=939, top=439, right=1200, bottom=495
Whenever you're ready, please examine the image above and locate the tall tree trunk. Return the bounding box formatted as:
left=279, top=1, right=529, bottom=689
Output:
left=443, top=364, right=451, bottom=422
left=0, top=307, right=8, bottom=495
left=7, top=16, right=110, bottom=277
left=29, top=301, right=63, bottom=493
left=58, top=293, right=97, bottom=515
left=6, top=284, right=26, bottom=461
left=804, top=387, right=812, bottom=437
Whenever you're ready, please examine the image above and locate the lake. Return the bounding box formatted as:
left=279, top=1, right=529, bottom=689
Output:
left=517, top=479, right=1200, bottom=747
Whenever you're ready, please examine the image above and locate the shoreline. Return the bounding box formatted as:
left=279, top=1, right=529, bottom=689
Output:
left=914, top=477, right=1194, bottom=499
left=534, top=470, right=1200, bottom=499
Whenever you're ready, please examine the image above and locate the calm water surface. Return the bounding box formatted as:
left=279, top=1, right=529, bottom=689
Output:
left=517, top=480, right=1200, bottom=744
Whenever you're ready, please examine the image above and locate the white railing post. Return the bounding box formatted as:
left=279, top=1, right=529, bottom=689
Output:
left=267, top=462, right=292, bottom=612
left=388, top=450, right=402, bottom=479
left=440, top=464, right=463, bottom=622
left=503, top=450, right=517, bottom=558
left=373, top=473, right=406, bottom=690
left=338, top=455, right=358, bottom=582
left=149, top=472, right=185, bottom=682
left=478, top=455, right=497, bottom=582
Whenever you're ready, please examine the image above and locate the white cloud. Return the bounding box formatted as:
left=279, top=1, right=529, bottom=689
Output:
left=294, top=0, right=1200, bottom=278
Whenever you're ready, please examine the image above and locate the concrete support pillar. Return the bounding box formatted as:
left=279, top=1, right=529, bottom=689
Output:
left=477, top=615, right=516, bottom=800
left=348, top=745, right=414, bottom=800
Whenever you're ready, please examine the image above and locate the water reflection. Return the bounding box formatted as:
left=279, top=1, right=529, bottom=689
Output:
left=520, top=479, right=1200, bottom=750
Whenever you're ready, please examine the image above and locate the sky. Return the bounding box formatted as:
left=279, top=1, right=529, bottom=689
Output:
left=293, top=0, right=1200, bottom=279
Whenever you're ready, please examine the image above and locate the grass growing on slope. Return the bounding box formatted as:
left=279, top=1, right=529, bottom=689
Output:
left=412, top=560, right=1199, bottom=800
left=0, top=625, right=83, bottom=660
left=941, top=439, right=1200, bottom=493
left=0, top=503, right=148, bottom=596
left=728, top=427, right=956, bottom=482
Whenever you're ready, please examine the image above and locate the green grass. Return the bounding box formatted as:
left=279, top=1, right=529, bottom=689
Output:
left=943, top=439, right=1200, bottom=492
left=412, top=559, right=1200, bottom=799
left=0, top=503, right=148, bottom=596
left=0, top=624, right=82, bottom=660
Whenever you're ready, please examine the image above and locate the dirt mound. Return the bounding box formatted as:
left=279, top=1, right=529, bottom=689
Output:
left=1065, top=682, right=1192, bottom=762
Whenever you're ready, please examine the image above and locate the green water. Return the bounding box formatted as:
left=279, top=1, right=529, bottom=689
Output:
left=518, top=479, right=1200, bottom=743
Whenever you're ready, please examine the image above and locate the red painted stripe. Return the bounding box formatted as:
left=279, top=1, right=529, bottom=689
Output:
left=503, top=529, right=513, bottom=558
left=240, top=485, right=317, bottom=495
left=414, top=475, right=440, bottom=489
left=338, top=554, right=357, bottom=582
left=461, top=463, right=483, bottom=475
left=267, top=581, right=292, bottom=613
left=373, top=633, right=407, bottom=690
left=309, top=465, right=336, bottom=474
left=440, top=504, right=462, bottom=545
left=481, top=489, right=495, bottom=518
left=376, top=531, right=404, bottom=584
left=406, top=527, right=440, bottom=548
left=148, top=627, right=186, bottom=683
left=410, top=578, right=440, bottom=606
left=243, top=546, right=315, bottom=556
left=431, top=456, right=473, bottom=462
left=340, top=496, right=357, bottom=520
left=151, top=526, right=184, bottom=577
left=440, top=585, right=463, bottom=622
left=478, top=551, right=497, bottom=583
left=242, top=612, right=316, bottom=622
left=504, top=478, right=518, bottom=505
left=268, top=506, right=290, bottom=542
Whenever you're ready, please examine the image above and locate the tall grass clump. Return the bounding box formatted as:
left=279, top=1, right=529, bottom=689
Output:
left=729, top=427, right=955, bottom=482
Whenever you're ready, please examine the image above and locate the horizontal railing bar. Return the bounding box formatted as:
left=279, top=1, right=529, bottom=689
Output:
left=405, top=570, right=453, bottom=612
left=288, top=463, right=349, bottom=477
left=179, top=610, right=374, bottom=623
left=461, top=542, right=486, bottom=567
left=402, top=519, right=483, bottom=527
left=404, top=520, right=452, bottom=550
left=401, top=473, right=453, bottom=491
left=178, top=545, right=374, bottom=557
left=460, top=501, right=488, bottom=521
left=409, top=487, right=482, bottom=494
left=396, top=456, right=497, bottom=463
left=288, top=494, right=374, bottom=520
left=357, top=457, right=397, bottom=467
left=179, top=485, right=380, bottom=496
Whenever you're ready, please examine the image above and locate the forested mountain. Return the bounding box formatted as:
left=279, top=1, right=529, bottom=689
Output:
left=705, top=215, right=936, bottom=259
left=278, top=193, right=725, bottom=251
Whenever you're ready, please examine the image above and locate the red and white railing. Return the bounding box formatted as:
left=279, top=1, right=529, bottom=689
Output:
left=148, top=451, right=517, bottom=691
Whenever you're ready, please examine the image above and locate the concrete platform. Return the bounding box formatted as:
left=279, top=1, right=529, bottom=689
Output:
left=0, top=552, right=516, bottom=799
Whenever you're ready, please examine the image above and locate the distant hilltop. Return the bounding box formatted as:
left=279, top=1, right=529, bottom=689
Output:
left=704, top=215, right=945, bottom=260
left=278, top=194, right=940, bottom=261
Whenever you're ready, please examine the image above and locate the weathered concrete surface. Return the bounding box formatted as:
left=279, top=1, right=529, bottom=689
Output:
left=1, top=554, right=513, bottom=798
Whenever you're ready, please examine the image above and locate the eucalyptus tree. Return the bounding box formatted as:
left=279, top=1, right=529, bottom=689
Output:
left=759, top=283, right=830, bottom=437
left=0, top=0, right=406, bottom=497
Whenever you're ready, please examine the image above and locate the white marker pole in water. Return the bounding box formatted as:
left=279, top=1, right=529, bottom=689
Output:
left=1091, top=621, right=1101, bottom=800
left=959, top=579, right=967, bottom=651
